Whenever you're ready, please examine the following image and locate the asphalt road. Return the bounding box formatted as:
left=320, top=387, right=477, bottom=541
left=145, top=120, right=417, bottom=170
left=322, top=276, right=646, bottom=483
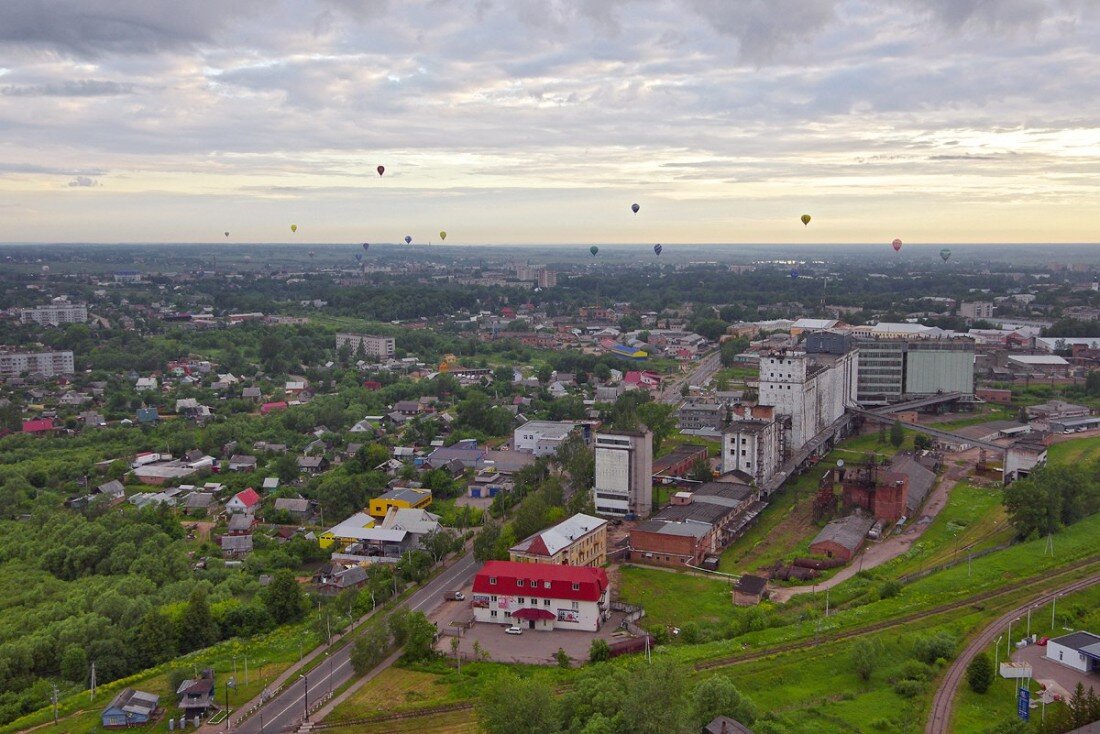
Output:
left=659, top=350, right=721, bottom=404
left=925, top=572, right=1100, bottom=734
left=234, top=551, right=480, bottom=734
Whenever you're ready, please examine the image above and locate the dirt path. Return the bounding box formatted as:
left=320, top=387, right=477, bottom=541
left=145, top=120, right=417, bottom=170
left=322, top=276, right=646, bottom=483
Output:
left=769, top=450, right=978, bottom=603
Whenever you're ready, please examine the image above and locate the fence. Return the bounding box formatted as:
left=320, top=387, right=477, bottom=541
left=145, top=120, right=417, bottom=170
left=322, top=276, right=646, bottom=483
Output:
left=898, top=543, right=1010, bottom=584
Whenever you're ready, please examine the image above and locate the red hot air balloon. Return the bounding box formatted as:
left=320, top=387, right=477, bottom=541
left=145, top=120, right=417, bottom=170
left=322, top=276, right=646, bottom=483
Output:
left=892, top=238, right=902, bottom=252
left=377, top=165, right=385, bottom=177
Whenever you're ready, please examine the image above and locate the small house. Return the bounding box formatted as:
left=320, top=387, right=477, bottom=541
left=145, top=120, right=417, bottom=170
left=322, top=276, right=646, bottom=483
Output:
left=1046, top=631, right=1100, bottom=673
left=226, top=487, right=261, bottom=514
left=176, top=670, right=216, bottom=716
left=220, top=534, right=254, bottom=557
left=732, top=575, right=768, bottom=606
left=101, top=688, right=160, bottom=728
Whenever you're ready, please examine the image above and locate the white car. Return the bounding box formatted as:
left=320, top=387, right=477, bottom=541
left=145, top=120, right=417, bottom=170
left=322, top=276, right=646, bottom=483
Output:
left=505, top=625, right=524, bottom=635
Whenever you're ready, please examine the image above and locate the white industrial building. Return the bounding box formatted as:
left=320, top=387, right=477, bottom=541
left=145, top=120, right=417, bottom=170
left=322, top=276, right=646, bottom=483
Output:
left=20, top=303, right=88, bottom=326
left=721, top=405, right=781, bottom=486
left=513, top=420, right=582, bottom=456
left=1045, top=631, right=1100, bottom=673
left=757, top=349, right=858, bottom=452
left=0, top=349, right=75, bottom=378
left=335, top=332, right=396, bottom=359
left=593, top=429, right=653, bottom=518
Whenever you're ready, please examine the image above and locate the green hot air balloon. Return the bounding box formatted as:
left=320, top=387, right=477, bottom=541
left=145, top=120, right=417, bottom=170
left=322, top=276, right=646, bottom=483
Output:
left=940, top=248, right=952, bottom=263
left=439, top=231, right=447, bottom=241
left=800, top=214, right=811, bottom=226
left=290, top=224, right=298, bottom=233
left=590, top=246, right=599, bottom=257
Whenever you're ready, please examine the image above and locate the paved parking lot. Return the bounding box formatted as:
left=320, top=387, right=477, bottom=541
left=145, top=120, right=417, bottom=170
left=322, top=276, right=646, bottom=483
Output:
left=433, top=610, right=634, bottom=665
left=1013, top=644, right=1099, bottom=701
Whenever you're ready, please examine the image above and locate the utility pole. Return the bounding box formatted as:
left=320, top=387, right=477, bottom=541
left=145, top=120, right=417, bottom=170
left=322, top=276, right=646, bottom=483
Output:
left=51, top=685, right=59, bottom=723
left=89, top=661, right=97, bottom=701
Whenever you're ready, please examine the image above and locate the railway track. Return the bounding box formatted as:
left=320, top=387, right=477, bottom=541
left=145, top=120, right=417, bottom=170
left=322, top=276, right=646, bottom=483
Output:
left=925, top=572, right=1100, bottom=734
left=695, top=556, right=1100, bottom=671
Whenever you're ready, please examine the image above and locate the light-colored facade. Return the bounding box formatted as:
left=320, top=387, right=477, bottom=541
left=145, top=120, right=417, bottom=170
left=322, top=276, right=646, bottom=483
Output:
left=855, top=340, right=905, bottom=403
left=904, top=341, right=975, bottom=395
left=509, top=513, right=608, bottom=566
left=20, top=303, right=88, bottom=326
left=471, top=561, right=610, bottom=632
left=513, top=420, right=580, bottom=456
left=335, top=332, right=396, bottom=359
left=959, top=301, right=994, bottom=320
left=0, top=349, right=75, bottom=377
left=593, top=429, right=653, bottom=518
left=757, top=350, right=857, bottom=452
left=721, top=416, right=780, bottom=486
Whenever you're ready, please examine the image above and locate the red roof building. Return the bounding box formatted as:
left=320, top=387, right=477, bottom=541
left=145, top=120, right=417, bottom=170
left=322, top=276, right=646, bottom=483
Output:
left=226, top=488, right=261, bottom=513
left=260, top=401, right=288, bottom=415
left=471, top=560, right=610, bottom=632
left=22, top=418, right=56, bottom=434
left=363, top=380, right=383, bottom=391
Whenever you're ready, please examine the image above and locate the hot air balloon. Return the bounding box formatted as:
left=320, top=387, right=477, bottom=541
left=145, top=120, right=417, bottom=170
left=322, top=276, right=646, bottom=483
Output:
left=653, top=244, right=663, bottom=257
left=362, top=242, right=370, bottom=252
left=790, top=269, right=798, bottom=279
left=404, top=235, right=412, bottom=245
left=290, top=224, right=298, bottom=233
left=377, top=165, right=385, bottom=176
left=590, top=246, right=599, bottom=257
left=355, top=253, right=363, bottom=262
left=800, top=214, right=811, bottom=226
left=631, top=203, right=640, bottom=214
left=439, top=231, right=447, bottom=241
left=892, top=238, right=902, bottom=252
left=224, top=231, right=229, bottom=238
left=308, top=250, right=315, bottom=258
left=940, top=248, right=952, bottom=263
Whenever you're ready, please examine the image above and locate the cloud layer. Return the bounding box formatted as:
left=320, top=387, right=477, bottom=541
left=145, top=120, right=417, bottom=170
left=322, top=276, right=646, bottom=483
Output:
left=0, top=0, right=1096, bottom=243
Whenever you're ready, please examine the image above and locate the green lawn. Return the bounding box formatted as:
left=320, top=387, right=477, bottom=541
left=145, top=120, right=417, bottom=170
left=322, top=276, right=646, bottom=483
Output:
left=619, top=566, right=735, bottom=627
left=1047, top=434, right=1100, bottom=467
left=878, top=482, right=1012, bottom=579
left=927, top=405, right=1014, bottom=430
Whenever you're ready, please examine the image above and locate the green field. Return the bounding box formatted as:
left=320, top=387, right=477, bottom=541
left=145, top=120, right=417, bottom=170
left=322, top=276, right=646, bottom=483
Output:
left=1048, top=436, right=1100, bottom=466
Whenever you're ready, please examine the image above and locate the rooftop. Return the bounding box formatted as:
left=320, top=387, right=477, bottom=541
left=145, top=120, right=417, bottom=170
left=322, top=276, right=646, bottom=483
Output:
left=510, top=513, right=607, bottom=557
left=811, top=514, right=874, bottom=553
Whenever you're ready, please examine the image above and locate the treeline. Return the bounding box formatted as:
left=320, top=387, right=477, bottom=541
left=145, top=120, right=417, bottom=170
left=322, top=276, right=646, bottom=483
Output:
left=1003, top=462, right=1100, bottom=539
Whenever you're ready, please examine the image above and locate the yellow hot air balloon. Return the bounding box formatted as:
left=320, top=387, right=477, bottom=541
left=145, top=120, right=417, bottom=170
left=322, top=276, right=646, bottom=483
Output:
left=800, top=214, right=811, bottom=226
left=290, top=224, right=298, bottom=233
left=439, top=231, right=447, bottom=241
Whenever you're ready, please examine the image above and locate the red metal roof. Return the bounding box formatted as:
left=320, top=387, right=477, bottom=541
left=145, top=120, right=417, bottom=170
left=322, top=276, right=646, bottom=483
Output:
left=512, top=607, right=556, bottom=621
left=233, top=488, right=261, bottom=507
left=472, top=560, right=609, bottom=602
left=260, top=401, right=288, bottom=414
left=22, top=418, right=55, bottom=433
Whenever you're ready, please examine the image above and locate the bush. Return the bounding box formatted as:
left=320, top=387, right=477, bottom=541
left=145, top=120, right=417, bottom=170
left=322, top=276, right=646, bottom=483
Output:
left=851, top=639, right=881, bottom=682
left=967, top=652, right=994, bottom=693
left=914, top=632, right=956, bottom=664
left=893, top=679, right=924, bottom=698
left=588, top=639, right=611, bottom=663
left=894, top=659, right=933, bottom=682
left=879, top=580, right=902, bottom=599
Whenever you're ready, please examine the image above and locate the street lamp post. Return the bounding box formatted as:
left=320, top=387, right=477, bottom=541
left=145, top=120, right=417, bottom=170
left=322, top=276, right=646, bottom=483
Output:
left=995, top=634, right=1004, bottom=670
left=225, top=677, right=235, bottom=732
left=299, top=674, right=309, bottom=721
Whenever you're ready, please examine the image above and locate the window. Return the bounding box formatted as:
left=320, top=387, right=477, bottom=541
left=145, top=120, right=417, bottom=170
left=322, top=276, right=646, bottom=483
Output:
left=572, top=582, right=580, bottom=591
left=504, top=610, right=511, bottom=617
left=571, top=601, right=579, bottom=610
left=517, top=597, right=525, bottom=604
left=490, top=610, right=497, bottom=618
left=489, top=577, right=496, bottom=585
left=491, top=595, right=497, bottom=602
left=517, top=579, right=525, bottom=587
left=544, top=599, right=551, bottom=606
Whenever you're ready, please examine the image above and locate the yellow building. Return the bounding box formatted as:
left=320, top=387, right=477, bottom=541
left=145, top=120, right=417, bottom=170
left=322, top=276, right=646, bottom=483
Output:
left=318, top=511, right=375, bottom=549
left=368, top=487, right=432, bottom=520
left=508, top=513, right=608, bottom=567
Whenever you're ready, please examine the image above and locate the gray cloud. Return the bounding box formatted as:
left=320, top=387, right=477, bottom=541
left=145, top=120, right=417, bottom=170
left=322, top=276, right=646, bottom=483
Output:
left=67, top=176, right=98, bottom=187
left=1, top=79, right=136, bottom=96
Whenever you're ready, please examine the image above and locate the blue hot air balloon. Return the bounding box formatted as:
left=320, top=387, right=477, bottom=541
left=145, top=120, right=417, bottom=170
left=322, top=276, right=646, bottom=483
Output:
left=790, top=269, right=799, bottom=279
left=653, top=244, right=663, bottom=256
left=631, top=203, right=640, bottom=214
left=404, top=235, right=412, bottom=245
left=355, top=253, right=362, bottom=262
left=362, top=242, right=370, bottom=252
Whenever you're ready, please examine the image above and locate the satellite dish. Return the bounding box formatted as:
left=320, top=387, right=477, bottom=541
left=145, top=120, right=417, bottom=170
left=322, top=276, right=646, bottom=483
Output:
left=836, top=459, right=845, bottom=468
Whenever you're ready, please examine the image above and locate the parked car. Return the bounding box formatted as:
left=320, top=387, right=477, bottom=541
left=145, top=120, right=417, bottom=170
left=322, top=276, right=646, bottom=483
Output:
left=444, top=591, right=465, bottom=601
left=505, top=626, right=523, bottom=635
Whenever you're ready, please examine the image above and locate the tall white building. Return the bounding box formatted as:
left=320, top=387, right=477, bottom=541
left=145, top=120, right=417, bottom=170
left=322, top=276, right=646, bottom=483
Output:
left=721, top=405, right=781, bottom=486
left=593, top=429, right=653, bottom=519
left=335, top=333, right=396, bottom=360
left=0, top=349, right=75, bottom=377
left=20, top=303, right=88, bottom=326
left=514, top=420, right=581, bottom=456
left=757, top=350, right=858, bottom=452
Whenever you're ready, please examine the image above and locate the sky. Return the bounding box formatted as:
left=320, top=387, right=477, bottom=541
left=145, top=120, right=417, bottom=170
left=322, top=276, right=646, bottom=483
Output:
left=0, top=0, right=1097, bottom=245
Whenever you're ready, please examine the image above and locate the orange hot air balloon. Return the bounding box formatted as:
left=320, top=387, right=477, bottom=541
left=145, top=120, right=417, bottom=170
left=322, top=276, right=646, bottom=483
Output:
left=892, top=238, right=902, bottom=252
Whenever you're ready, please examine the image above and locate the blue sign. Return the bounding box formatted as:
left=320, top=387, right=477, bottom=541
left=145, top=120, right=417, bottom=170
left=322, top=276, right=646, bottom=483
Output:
left=1017, top=687, right=1030, bottom=721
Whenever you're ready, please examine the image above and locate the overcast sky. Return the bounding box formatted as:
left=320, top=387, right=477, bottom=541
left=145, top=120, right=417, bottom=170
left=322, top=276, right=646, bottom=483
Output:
left=0, top=0, right=1097, bottom=245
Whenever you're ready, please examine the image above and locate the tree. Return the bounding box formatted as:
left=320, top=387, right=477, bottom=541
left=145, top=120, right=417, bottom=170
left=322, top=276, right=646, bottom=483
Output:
left=720, top=336, right=750, bottom=367
left=178, top=587, right=219, bottom=653
left=60, top=645, right=88, bottom=683
left=536, top=364, right=554, bottom=383
left=423, top=529, right=460, bottom=563
left=636, top=402, right=677, bottom=455
left=966, top=652, right=993, bottom=694
left=262, top=569, right=307, bottom=624
left=135, top=608, right=178, bottom=666
left=350, top=624, right=390, bottom=674
left=890, top=421, right=904, bottom=448
left=474, top=522, right=503, bottom=562
left=589, top=638, right=611, bottom=663
left=1086, top=370, right=1100, bottom=397
left=399, top=611, right=438, bottom=663
left=692, top=675, right=758, bottom=729
left=913, top=632, right=956, bottom=664
left=689, top=456, right=713, bottom=484
left=851, top=638, right=880, bottom=681
left=555, top=647, right=571, bottom=668
left=478, top=671, right=560, bottom=734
